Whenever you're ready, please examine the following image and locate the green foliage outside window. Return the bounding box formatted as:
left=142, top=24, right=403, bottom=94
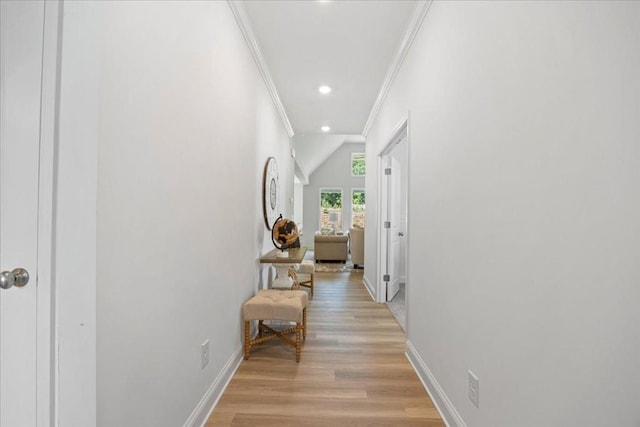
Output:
left=352, top=153, right=366, bottom=176
left=320, top=189, right=343, bottom=230
left=321, top=190, right=342, bottom=209
left=352, top=189, right=365, bottom=228
left=352, top=190, right=365, bottom=207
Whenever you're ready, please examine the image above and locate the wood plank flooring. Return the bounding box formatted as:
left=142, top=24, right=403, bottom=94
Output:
left=207, top=270, right=444, bottom=426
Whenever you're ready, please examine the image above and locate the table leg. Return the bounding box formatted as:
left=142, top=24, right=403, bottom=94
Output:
left=272, top=263, right=294, bottom=289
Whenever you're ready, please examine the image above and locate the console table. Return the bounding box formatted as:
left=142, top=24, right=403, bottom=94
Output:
left=259, top=247, right=307, bottom=289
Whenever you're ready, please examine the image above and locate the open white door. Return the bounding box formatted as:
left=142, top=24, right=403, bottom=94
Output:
left=0, top=1, right=45, bottom=425
left=379, top=124, right=408, bottom=302
left=385, top=156, right=403, bottom=301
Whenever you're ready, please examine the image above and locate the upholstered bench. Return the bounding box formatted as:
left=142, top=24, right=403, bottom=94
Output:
left=242, top=289, right=308, bottom=362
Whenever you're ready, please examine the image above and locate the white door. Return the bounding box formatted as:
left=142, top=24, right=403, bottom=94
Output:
left=0, top=1, right=45, bottom=425
left=386, top=156, right=402, bottom=301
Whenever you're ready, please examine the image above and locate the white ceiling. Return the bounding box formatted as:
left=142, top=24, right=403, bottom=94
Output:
left=242, top=0, right=419, bottom=137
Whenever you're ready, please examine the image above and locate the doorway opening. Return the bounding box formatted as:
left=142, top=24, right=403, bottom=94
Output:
left=378, top=117, right=409, bottom=330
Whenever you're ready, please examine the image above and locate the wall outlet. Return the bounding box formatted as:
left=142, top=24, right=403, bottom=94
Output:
left=468, top=370, right=479, bottom=407
left=201, top=339, right=210, bottom=369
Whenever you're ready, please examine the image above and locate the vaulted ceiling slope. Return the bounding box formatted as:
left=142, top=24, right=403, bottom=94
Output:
left=292, top=134, right=365, bottom=184
left=241, top=0, right=418, bottom=136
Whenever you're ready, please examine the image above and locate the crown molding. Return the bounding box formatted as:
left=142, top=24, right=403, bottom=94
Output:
left=361, top=0, right=433, bottom=137
left=228, top=0, right=295, bottom=138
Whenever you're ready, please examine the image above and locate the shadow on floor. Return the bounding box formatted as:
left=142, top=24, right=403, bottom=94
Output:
left=386, top=283, right=405, bottom=331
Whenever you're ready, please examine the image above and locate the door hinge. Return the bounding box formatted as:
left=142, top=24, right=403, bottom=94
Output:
left=383, top=221, right=391, bottom=229
left=383, top=274, right=390, bottom=282
left=384, top=168, right=392, bottom=175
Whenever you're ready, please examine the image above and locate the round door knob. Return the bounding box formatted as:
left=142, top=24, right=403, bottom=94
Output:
left=0, top=271, right=15, bottom=289
left=0, top=268, right=29, bottom=290
left=12, top=268, right=29, bottom=287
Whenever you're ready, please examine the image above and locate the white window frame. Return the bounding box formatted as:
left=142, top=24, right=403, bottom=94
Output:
left=350, top=188, right=365, bottom=229
left=319, top=187, right=343, bottom=232
left=351, top=152, right=366, bottom=177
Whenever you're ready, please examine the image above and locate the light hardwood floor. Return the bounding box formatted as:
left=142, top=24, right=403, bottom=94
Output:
left=207, top=270, right=444, bottom=426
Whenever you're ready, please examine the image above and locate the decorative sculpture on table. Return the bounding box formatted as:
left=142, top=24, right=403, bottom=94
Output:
left=271, top=214, right=300, bottom=258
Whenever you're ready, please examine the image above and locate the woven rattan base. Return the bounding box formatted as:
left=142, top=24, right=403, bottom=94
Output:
left=244, top=308, right=307, bottom=362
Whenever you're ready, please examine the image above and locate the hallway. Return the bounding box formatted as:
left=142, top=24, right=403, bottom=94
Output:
left=207, top=271, right=444, bottom=426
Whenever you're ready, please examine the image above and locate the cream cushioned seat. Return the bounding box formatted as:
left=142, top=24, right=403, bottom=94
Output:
left=243, top=289, right=308, bottom=322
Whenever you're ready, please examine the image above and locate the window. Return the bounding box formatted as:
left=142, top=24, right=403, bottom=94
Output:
left=319, top=188, right=343, bottom=231
left=351, top=153, right=365, bottom=176
left=351, top=189, right=365, bottom=228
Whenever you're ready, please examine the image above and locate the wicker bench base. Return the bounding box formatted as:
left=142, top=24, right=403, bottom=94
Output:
left=242, top=290, right=308, bottom=362
left=244, top=310, right=307, bottom=362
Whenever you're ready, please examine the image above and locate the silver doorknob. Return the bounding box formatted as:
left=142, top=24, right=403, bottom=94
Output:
left=0, top=268, right=29, bottom=290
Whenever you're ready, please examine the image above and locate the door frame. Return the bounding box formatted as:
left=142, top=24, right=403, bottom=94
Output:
left=376, top=114, right=410, bottom=304
left=35, top=1, right=62, bottom=425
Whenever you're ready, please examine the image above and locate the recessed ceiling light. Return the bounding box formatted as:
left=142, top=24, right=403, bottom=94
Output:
left=321, top=126, right=331, bottom=132
left=318, top=85, right=332, bottom=95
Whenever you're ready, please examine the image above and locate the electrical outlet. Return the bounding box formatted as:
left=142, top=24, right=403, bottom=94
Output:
left=201, top=339, right=210, bottom=369
left=468, top=370, right=479, bottom=407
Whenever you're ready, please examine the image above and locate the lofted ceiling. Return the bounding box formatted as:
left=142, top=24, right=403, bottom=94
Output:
left=232, top=0, right=426, bottom=178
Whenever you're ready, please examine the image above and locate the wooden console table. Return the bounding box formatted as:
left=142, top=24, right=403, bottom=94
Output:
left=259, top=247, right=307, bottom=289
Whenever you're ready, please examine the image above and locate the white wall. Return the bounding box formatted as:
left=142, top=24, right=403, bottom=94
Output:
left=366, top=2, right=640, bottom=426
left=301, top=143, right=365, bottom=248
left=57, top=2, right=292, bottom=426
left=255, top=80, right=295, bottom=289
left=55, top=2, right=100, bottom=424
left=293, top=177, right=304, bottom=229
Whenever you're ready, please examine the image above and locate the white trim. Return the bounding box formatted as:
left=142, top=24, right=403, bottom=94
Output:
left=37, top=1, right=62, bottom=425
left=227, top=0, right=295, bottom=138
left=402, top=111, right=411, bottom=337
left=378, top=113, right=409, bottom=157
left=362, top=1, right=432, bottom=137
left=376, top=154, right=388, bottom=303
left=362, top=275, right=376, bottom=302
left=183, top=345, right=244, bottom=427
left=406, top=340, right=466, bottom=427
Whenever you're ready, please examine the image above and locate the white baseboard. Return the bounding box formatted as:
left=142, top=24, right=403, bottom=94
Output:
left=362, top=275, right=376, bottom=301
left=183, top=344, right=243, bottom=427
left=405, top=340, right=466, bottom=427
